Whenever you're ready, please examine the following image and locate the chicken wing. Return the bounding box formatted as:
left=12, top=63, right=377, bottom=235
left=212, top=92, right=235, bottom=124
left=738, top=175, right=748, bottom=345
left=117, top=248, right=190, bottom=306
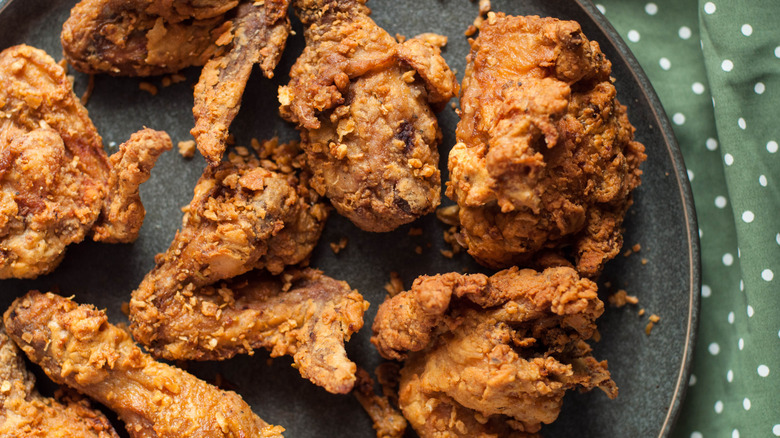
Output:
left=447, top=14, right=646, bottom=277
left=0, top=325, right=119, bottom=438
left=192, top=0, right=291, bottom=166
left=61, top=0, right=236, bottom=76
left=130, top=144, right=368, bottom=393
left=371, top=266, right=618, bottom=437
left=0, top=45, right=171, bottom=279
left=278, top=0, right=458, bottom=232
left=4, top=291, right=285, bottom=438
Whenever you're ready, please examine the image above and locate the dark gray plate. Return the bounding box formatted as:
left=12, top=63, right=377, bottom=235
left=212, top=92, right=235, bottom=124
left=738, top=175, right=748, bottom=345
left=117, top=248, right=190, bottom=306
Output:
left=0, top=0, right=699, bottom=437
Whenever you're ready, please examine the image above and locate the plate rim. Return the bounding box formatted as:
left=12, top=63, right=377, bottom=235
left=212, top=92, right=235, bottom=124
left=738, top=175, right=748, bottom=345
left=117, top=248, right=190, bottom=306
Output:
left=574, top=1, right=702, bottom=436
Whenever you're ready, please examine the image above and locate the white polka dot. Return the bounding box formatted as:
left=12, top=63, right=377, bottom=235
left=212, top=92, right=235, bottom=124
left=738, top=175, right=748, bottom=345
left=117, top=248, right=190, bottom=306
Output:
left=692, top=432, right=703, bottom=438
left=738, top=248, right=741, bottom=258
left=692, top=82, right=705, bottom=94
left=775, top=46, right=780, bottom=58
left=699, top=228, right=703, bottom=238
left=701, top=284, right=711, bottom=297
left=742, top=211, right=754, bottom=223
left=741, top=24, right=753, bottom=36
left=760, top=175, right=768, bottom=186
left=758, top=364, right=770, bottom=377
left=733, top=430, right=740, bottom=438
left=596, top=4, right=605, bottom=14
left=645, top=3, right=658, bottom=15
left=738, top=118, right=746, bottom=129
left=773, top=424, right=780, bottom=436
left=706, top=138, right=718, bottom=150
left=687, top=169, right=694, bottom=181
left=709, top=342, right=720, bottom=355
left=715, top=196, right=728, bottom=208
left=747, top=305, right=754, bottom=317
left=679, top=26, right=692, bottom=40
left=776, top=233, right=780, bottom=245
left=755, top=82, right=766, bottom=94
left=767, top=141, right=778, bottom=153
left=722, top=59, right=734, bottom=72
left=742, top=398, right=751, bottom=410
left=727, top=369, right=734, bottom=382
left=660, top=57, right=671, bottom=70
left=673, top=112, right=686, bottom=125
left=704, top=2, right=716, bottom=14
left=628, top=30, right=641, bottom=42
left=740, top=279, right=744, bottom=290
left=762, top=269, right=774, bottom=281
left=728, top=312, right=735, bottom=324
left=724, top=153, right=734, bottom=166
left=739, top=338, right=744, bottom=350
left=722, top=253, right=733, bottom=266
left=714, top=400, right=723, bottom=413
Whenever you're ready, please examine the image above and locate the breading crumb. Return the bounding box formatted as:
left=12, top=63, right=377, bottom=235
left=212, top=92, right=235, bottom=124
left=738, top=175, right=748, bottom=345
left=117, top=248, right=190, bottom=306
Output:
left=649, top=314, right=660, bottom=323
left=330, top=237, right=348, bottom=254
left=440, top=249, right=454, bottom=258
left=608, top=289, right=638, bottom=307
left=161, top=76, right=172, bottom=87
left=139, top=81, right=158, bottom=96
left=178, top=140, right=196, bottom=158
left=632, top=243, right=641, bottom=252
left=384, top=272, right=404, bottom=297
left=81, top=74, right=95, bottom=105
left=414, top=246, right=423, bottom=254
left=591, top=329, right=601, bottom=342
left=443, top=226, right=464, bottom=255
left=170, top=73, right=186, bottom=84
left=121, top=301, right=130, bottom=316
left=641, top=258, right=648, bottom=265
left=436, top=205, right=459, bottom=226
left=638, top=308, right=645, bottom=316
left=407, top=227, right=423, bottom=236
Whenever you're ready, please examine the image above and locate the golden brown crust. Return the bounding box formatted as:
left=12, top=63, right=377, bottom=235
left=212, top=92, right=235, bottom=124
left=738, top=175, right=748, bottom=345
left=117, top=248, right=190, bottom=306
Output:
left=129, top=145, right=367, bottom=394
left=353, top=368, right=407, bottom=438
left=447, top=14, right=646, bottom=277
left=4, top=291, right=284, bottom=438
left=0, top=45, right=169, bottom=278
left=91, top=128, right=172, bottom=243
left=0, top=326, right=120, bottom=438
left=279, top=0, right=458, bottom=232
left=191, top=0, right=291, bottom=166
left=0, top=45, right=108, bottom=278
left=371, top=266, right=617, bottom=437
left=61, top=0, right=235, bottom=76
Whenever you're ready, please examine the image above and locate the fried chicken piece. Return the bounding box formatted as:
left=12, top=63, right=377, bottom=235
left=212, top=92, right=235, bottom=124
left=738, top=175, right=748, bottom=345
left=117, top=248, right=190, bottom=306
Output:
left=136, top=268, right=368, bottom=394
left=371, top=266, right=618, bottom=437
left=278, top=0, right=458, bottom=232
left=0, top=45, right=171, bottom=279
left=353, top=367, right=407, bottom=438
left=192, top=0, right=291, bottom=166
left=4, top=291, right=285, bottom=438
left=447, top=15, right=646, bottom=277
left=129, top=146, right=368, bottom=393
left=0, top=326, right=119, bottom=437
left=61, top=0, right=237, bottom=76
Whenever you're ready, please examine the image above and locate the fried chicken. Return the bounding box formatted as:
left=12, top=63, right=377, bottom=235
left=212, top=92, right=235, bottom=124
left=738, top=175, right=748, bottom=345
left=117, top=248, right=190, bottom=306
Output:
left=129, top=144, right=369, bottom=393
left=192, top=0, right=291, bottom=166
left=0, top=45, right=171, bottom=279
left=371, top=266, right=618, bottom=437
left=61, top=0, right=236, bottom=76
left=278, top=0, right=458, bottom=232
left=447, top=14, right=646, bottom=277
left=0, top=326, right=119, bottom=437
left=353, top=367, right=407, bottom=438
left=4, top=291, right=285, bottom=438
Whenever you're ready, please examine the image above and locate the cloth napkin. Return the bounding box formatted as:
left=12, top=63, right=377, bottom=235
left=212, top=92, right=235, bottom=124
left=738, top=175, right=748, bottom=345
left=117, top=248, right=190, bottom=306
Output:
left=597, top=1, right=780, bottom=436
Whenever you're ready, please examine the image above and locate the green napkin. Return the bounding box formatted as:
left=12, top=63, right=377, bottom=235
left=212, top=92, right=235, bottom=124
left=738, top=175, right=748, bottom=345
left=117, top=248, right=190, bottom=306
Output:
left=597, top=0, right=780, bottom=436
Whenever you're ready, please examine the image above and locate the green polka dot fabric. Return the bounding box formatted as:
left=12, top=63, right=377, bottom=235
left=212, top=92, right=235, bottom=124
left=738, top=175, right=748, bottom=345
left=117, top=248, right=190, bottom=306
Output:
left=597, top=0, right=780, bottom=436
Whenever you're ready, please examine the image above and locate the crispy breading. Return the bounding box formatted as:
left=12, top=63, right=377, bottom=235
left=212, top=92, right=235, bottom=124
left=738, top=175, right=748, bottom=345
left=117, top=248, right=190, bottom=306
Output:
left=447, top=15, right=646, bottom=277
left=129, top=147, right=368, bottom=394
left=4, top=291, right=284, bottom=438
left=371, top=266, right=617, bottom=437
left=0, top=326, right=119, bottom=438
left=61, top=0, right=236, bottom=76
left=192, top=0, right=291, bottom=166
left=0, top=45, right=170, bottom=278
left=279, top=0, right=458, bottom=232
left=353, top=368, right=407, bottom=438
